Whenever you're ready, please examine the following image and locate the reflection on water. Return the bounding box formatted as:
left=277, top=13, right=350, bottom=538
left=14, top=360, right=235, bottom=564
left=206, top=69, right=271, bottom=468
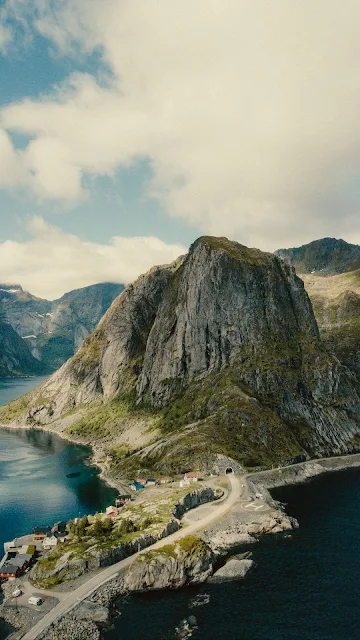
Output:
left=0, top=378, right=117, bottom=559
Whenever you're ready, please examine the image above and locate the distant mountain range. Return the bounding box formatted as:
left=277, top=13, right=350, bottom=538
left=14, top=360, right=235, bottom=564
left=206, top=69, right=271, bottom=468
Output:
left=0, top=282, right=124, bottom=374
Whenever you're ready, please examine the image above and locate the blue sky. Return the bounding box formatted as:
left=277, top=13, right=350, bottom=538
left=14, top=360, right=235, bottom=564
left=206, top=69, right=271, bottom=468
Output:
left=0, top=12, right=199, bottom=248
left=0, top=1, right=360, bottom=297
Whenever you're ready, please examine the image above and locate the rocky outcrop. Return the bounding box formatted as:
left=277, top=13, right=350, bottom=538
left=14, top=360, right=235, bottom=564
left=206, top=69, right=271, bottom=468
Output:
left=124, top=536, right=214, bottom=591
left=0, top=321, right=48, bottom=377
left=209, top=557, right=254, bottom=582
left=203, top=510, right=298, bottom=553
left=173, top=487, right=218, bottom=518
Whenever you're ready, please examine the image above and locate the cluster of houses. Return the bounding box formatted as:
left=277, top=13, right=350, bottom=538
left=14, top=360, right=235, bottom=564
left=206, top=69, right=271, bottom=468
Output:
left=0, top=521, right=68, bottom=580
left=129, top=473, right=198, bottom=491
left=0, top=473, right=200, bottom=579
left=33, top=521, right=67, bottom=550
left=0, top=544, right=36, bottom=579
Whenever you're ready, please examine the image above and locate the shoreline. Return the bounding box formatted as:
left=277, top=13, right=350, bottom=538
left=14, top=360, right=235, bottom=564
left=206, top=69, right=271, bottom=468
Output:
left=3, top=418, right=360, bottom=500
left=247, top=452, right=360, bottom=496
left=0, top=421, right=121, bottom=495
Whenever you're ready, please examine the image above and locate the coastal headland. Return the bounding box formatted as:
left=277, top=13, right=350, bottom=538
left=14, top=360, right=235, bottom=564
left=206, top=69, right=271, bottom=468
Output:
left=1, top=425, right=360, bottom=640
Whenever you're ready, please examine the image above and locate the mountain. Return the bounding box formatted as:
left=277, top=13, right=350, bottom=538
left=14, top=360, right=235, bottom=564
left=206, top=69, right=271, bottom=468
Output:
left=0, top=321, right=49, bottom=377
left=2, top=236, right=360, bottom=475
left=276, top=238, right=360, bottom=378
left=0, top=282, right=124, bottom=370
left=276, top=237, right=360, bottom=275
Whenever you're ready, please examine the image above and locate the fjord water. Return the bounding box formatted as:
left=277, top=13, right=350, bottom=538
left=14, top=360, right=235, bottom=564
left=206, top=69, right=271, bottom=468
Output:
left=0, top=378, right=117, bottom=554
left=106, top=469, right=360, bottom=640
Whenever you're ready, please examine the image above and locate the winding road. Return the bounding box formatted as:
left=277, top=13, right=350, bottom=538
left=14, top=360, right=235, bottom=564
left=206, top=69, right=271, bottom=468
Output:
left=20, top=473, right=242, bottom=640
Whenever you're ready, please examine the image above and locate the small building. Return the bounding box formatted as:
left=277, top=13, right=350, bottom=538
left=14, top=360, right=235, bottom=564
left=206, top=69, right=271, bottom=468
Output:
left=32, top=526, right=51, bottom=541
left=106, top=454, right=113, bottom=463
left=9, top=554, right=32, bottom=571
left=3, top=540, right=17, bottom=554
left=159, top=477, right=173, bottom=484
left=115, top=495, right=132, bottom=506
left=146, top=479, right=157, bottom=486
left=184, top=472, right=198, bottom=483
left=135, top=478, right=146, bottom=485
left=0, top=564, right=20, bottom=579
left=42, top=536, right=58, bottom=550
left=106, top=506, right=118, bottom=518
left=52, top=521, right=67, bottom=536
left=130, top=481, right=145, bottom=491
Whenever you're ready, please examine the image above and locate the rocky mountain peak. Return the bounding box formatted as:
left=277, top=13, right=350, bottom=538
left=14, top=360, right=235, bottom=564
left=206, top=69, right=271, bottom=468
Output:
left=0, top=283, right=24, bottom=293
left=276, top=237, right=360, bottom=275
left=136, top=235, right=318, bottom=406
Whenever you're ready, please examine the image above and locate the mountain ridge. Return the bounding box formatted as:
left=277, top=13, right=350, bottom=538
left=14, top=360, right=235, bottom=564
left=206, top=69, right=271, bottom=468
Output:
left=276, top=237, right=360, bottom=275
left=2, top=235, right=360, bottom=476
left=0, top=281, right=124, bottom=370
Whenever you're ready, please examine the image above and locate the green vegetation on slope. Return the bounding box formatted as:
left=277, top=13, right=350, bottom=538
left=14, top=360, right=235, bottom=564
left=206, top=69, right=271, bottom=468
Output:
left=199, top=236, right=272, bottom=266
left=65, top=393, right=138, bottom=439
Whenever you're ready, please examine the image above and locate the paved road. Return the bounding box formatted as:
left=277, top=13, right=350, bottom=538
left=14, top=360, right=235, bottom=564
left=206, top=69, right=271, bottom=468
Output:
left=21, top=474, right=242, bottom=640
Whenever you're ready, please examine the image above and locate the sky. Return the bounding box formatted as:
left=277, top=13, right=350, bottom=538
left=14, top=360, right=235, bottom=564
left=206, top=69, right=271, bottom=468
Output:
left=1, top=1, right=360, bottom=298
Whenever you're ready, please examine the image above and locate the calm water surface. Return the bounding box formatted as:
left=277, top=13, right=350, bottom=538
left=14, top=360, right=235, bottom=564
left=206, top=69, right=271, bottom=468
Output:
left=106, top=469, right=360, bottom=640
left=0, top=378, right=117, bottom=639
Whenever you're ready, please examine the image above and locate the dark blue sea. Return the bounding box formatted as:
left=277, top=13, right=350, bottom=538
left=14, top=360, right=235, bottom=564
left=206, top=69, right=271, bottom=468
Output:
left=0, top=377, right=117, bottom=639
left=105, top=469, right=360, bottom=640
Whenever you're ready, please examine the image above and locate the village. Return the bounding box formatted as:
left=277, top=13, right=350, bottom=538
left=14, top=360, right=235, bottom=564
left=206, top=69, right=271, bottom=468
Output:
left=0, top=471, right=201, bottom=602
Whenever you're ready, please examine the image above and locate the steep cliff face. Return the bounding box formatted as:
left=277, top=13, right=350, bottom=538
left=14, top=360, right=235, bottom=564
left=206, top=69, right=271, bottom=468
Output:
left=0, top=282, right=124, bottom=370
left=276, top=237, right=360, bottom=275
left=3, top=236, right=360, bottom=470
left=137, top=236, right=318, bottom=406
left=0, top=322, right=48, bottom=377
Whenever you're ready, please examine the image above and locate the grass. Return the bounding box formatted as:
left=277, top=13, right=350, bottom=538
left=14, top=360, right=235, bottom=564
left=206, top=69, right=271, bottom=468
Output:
left=65, top=393, right=137, bottom=440
left=138, top=535, right=210, bottom=565
left=198, top=236, right=272, bottom=266
left=0, top=393, right=32, bottom=423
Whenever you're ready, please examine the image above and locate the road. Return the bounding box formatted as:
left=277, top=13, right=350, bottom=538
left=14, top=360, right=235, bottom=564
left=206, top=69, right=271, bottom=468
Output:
left=20, top=473, right=242, bottom=640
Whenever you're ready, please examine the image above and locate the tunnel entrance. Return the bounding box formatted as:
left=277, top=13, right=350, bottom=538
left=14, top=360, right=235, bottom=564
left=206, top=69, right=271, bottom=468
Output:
left=225, top=467, right=233, bottom=474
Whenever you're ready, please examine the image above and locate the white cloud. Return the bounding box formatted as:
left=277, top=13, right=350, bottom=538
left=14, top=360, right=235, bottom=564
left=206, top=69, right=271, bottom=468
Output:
left=0, top=22, right=12, bottom=54
left=0, top=216, right=186, bottom=299
left=2, top=1, right=360, bottom=248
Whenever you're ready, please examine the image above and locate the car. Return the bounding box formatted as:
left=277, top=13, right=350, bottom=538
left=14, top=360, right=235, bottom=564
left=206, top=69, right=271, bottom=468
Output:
left=12, top=589, right=22, bottom=597
left=28, top=597, right=42, bottom=606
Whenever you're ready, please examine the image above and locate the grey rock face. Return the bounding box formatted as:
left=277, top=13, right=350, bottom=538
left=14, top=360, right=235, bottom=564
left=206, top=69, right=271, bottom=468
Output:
left=0, top=321, right=48, bottom=377
left=208, top=558, right=254, bottom=582
left=0, top=282, right=123, bottom=370
left=137, top=237, right=318, bottom=406
left=124, top=538, right=214, bottom=591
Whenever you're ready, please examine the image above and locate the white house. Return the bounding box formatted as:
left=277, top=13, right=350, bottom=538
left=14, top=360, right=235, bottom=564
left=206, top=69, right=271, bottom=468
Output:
left=42, top=536, right=58, bottom=550
left=184, top=472, right=198, bottom=483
